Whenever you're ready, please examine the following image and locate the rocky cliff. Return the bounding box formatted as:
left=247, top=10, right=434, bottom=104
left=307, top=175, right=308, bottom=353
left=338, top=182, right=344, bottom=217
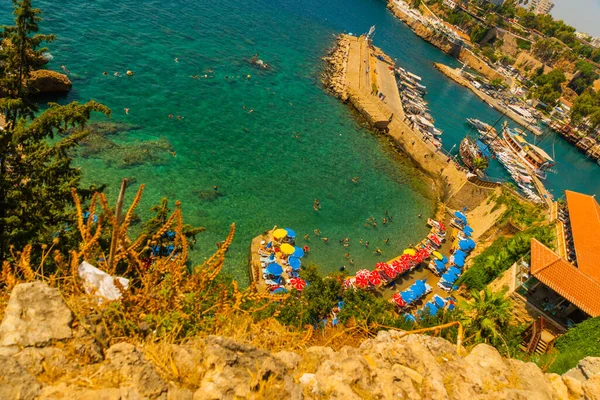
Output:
left=1, top=282, right=599, bottom=399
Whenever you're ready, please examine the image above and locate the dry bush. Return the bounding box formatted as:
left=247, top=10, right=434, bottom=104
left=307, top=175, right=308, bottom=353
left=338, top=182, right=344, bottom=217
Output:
left=0, top=187, right=291, bottom=350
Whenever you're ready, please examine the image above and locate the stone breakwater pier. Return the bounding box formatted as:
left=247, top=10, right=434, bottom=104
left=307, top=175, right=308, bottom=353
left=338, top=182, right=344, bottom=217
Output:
left=324, top=34, right=496, bottom=210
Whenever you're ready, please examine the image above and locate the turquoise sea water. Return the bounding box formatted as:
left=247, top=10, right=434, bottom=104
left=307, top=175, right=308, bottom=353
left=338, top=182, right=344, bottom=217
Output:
left=2, top=0, right=598, bottom=283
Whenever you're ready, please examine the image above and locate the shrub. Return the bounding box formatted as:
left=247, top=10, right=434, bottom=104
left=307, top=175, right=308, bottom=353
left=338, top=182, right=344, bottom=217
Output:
left=549, top=317, right=600, bottom=374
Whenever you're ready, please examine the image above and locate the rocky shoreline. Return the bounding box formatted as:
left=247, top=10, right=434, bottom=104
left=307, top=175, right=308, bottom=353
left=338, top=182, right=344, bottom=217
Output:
left=322, top=35, right=351, bottom=101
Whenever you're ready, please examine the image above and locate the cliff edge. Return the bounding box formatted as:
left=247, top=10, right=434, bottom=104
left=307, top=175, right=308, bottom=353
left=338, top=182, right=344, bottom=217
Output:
left=1, top=282, right=599, bottom=399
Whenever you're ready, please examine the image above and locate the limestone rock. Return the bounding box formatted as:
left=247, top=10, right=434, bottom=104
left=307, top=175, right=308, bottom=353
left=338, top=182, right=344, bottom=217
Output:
left=0, top=281, right=73, bottom=347
left=0, top=356, right=41, bottom=400
left=28, top=69, right=72, bottom=93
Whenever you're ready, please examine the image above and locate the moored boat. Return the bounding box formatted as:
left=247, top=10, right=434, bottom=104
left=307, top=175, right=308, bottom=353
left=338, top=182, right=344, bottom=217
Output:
left=502, top=125, right=555, bottom=180
left=459, top=136, right=488, bottom=174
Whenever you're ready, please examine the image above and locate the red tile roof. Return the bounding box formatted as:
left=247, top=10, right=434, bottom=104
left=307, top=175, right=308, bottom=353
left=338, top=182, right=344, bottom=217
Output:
left=565, top=190, right=600, bottom=283
left=531, top=239, right=600, bottom=317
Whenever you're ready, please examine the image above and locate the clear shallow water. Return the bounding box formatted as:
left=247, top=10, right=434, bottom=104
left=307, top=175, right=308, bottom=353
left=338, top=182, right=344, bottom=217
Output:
left=2, top=0, right=597, bottom=283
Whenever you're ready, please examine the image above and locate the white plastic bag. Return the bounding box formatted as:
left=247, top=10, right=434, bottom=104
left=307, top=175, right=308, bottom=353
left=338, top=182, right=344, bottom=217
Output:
left=78, top=261, right=129, bottom=302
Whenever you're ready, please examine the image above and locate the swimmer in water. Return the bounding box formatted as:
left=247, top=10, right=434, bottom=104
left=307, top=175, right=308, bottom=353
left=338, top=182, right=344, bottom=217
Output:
left=60, top=65, right=70, bottom=74
left=177, top=116, right=182, bottom=120
left=248, top=109, right=253, bottom=114
left=169, top=150, right=177, bottom=157
left=124, top=108, right=130, bottom=114
left=102, top=71, right=108, bottom=76
left=174, top=58, right=179, bottom=63
left=168, top=114, right=173, bottom=119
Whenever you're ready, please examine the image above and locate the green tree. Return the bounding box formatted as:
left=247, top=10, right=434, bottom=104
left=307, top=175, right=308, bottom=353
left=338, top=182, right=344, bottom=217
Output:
left=470, top=24, right=489, bottom=44
left=0, top=0, right=110, bottom=260
left=569, top=61, right=599, bottom=95
left=460, top=288, right=513, bottom=350
left=533, top=68, right=566, bottom=104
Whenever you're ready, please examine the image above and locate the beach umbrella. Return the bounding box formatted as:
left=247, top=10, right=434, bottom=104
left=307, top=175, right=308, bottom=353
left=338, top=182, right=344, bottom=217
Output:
left=454, top=211, right=467, bottom=223
left=432, top=251, right=444, bottom=260
left=343, top=278, right=354, bottom=289
left=375, top=262, right=388, bottom=271
left=280, top=243, right=295, bottom=255
left=462, top=230, right=472, bottom=237
left=453, top=257, right=465, bottom=268
left=433, top=295, right=446, bottom=308
left=290, top=277, right=306, bottom=291
left=459, top=239, right=475, bottom=251
left=463, top=226, right=474, bottom=234
left=425, top=302, right=439, bottom=316
left=273, top=228, right=288, bottom=240
left=284, top=228, right=296, bottom=238
left=392, top=293, right=406, bottom=307
left=428, top=234, right=441, bottom=246
left=355, top=273, right=369, bottom=288
left=438, top=222, right=446, bottom=231
left=266, top=263, right=283, bottom=276
left=403, top=248, right=416, bottom=256
left=292, top=246, right=305, bottom=258
left=383, top=264, right=397, bottom=279
left=440, top=254, right=448, bottom=264
left=266, top=241, right=273, bottom=249
left=447, top=266, right=462, bottom=277
left=404, top=314, right=417, bottom=323
left=288, top=257, right=301, bottom=270
left=356, top=269, right=370, bottom=278
left=417, top=248, right=430, bottom=259
left=368, top=270, right=383, bottom=286
left=434, top=259, right=446, bottom=273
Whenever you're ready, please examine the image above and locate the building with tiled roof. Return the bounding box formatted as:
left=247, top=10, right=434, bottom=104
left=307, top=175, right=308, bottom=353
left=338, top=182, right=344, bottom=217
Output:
left=515, top=191, right=600, bottom=328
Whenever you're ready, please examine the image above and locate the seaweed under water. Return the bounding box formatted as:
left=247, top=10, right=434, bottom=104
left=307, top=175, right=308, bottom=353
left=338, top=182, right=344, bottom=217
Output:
left=77, top=122, right=174, bottom=168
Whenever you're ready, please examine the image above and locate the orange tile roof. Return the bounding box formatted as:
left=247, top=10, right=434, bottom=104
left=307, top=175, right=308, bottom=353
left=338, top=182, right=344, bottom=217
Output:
left=565, top=190, right=600, bottom=283
left=531, top=239, right=600, bottom=317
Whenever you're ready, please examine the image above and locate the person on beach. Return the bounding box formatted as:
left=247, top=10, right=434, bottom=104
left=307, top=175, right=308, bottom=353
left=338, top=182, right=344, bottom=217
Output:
left=314, top=229, right=321, bottom=237
left=383, top=217, right=387, bottom=225
left=304, top=234, right=309, bottom=241
left=385, top=238, right=389, bottom=244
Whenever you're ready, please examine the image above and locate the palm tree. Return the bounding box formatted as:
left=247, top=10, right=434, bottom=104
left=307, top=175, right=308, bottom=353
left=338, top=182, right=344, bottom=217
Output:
left=460, top=288, right=513, bottom=352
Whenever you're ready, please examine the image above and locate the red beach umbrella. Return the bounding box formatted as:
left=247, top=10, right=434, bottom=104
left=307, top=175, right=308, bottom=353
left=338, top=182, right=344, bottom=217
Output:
left=438, top=222, right=446, bottom=231
left=355, top=273, right=369, bottom=288
left=428, top=234, right=441, bottom=246
left=417, top=248, right=430, bottom=259
left=375, top=262, right=388, bottom=271
left=356, top=269, right=370, bottom=278
left=290, top=278, right=306, bottom=291
left=392, top=293, right=406, bottom=307
left=368, top=270, right=383, bottom=286
left=383, top=264, right=397, bottom=279
left=343, top=278, right=353, bottom=289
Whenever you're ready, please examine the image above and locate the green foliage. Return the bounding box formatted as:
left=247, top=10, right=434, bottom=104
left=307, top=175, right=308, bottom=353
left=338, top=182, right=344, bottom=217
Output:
left=459, top=288, right=515, bottom=352
left=470, top=24, right=489, bottom=44
left=516, top=38, right=531, bottom=50
left=472, top=156, right=488, bottom=170
left=549, top=317, right=600, bottom=374
left=570, top=88, right=600, bottom=126
left=456, top=225, right=554, bottom=291
left=569, top=61, right=599, bottom=95
left=446, top=9, right=472, bottom=29
left=531, top=38, right=564, bottom=64
left=533, top=68, right=566, bottom=104
left=481, top=46, right=498, bottom=63
left=0, top=1, right=110, bottom=260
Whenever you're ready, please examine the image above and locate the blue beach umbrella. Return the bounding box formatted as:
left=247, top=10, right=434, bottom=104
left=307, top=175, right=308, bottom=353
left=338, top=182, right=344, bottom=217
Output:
left=463, top=226, right=474, bottom=234
left=292, top=246, right=305, bottom=258
left=453, top=258, right=465, bottom=268
left=284, top=228, right=296, bottom=239
left=440, top=254, right=448, bottom=264
left=288, top=256, right=301, bottom=270
left=459, top=238, right=476, bottom=251
left=433, top=295, right=446, bottom=308
left=454, top=211, right=467, bottom=223
left=434, top=260, right=446, bottom=273
left=447, top=266, right=462, bottom=276
left=405, top=314, right=417, bottom=323
left=266, top=263, right=283, bottom=276
left=425, top=302, right=439, bottom=316
left=462, top=230, right=472, bottom=237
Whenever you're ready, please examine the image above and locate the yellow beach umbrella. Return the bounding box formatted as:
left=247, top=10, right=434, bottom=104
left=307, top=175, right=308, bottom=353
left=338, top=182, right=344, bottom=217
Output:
left=432, top=251, right=443, bottom=260
left=273, top=228, right=288, bottom=240
left=403, top=248, right=416, bottom=256
left=280, top=243, right=295, bottom=255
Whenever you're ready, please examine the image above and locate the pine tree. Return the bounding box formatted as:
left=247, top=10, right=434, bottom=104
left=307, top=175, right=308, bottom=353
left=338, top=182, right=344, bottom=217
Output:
left=0, top=0, right=110, bottom=260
